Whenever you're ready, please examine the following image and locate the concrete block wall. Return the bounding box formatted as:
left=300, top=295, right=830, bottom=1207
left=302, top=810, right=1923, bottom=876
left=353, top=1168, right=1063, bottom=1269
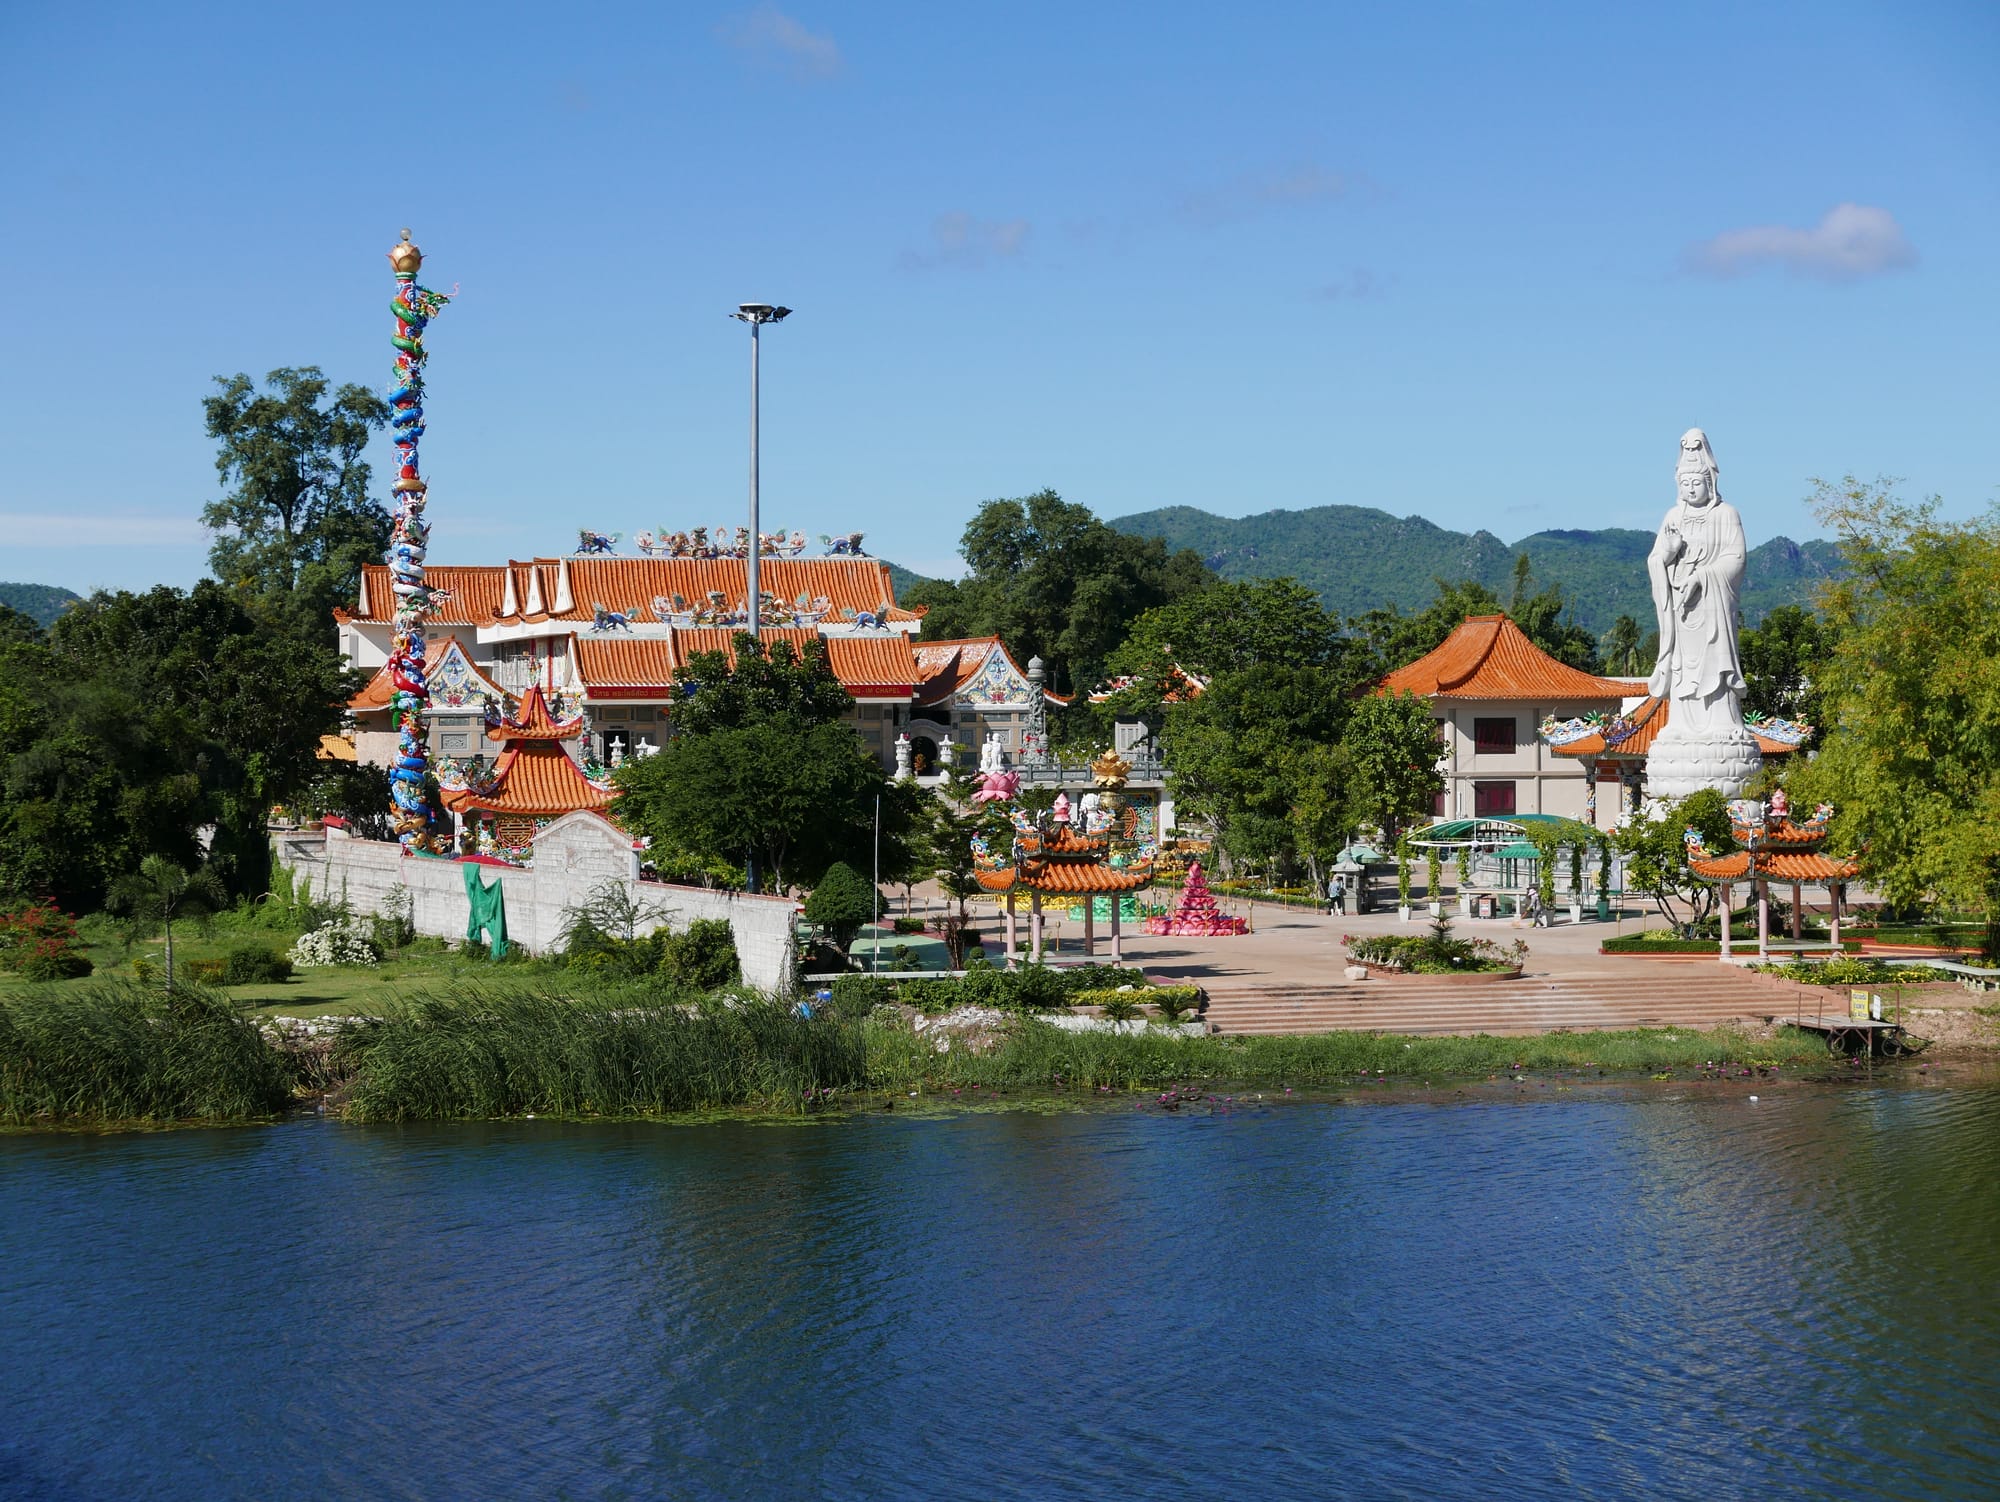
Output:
left=275, top=811, right=797, bottom=992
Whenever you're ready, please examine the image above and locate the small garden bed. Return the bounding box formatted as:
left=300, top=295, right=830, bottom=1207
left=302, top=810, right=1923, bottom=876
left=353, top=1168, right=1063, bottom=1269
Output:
left=1345, top=917, right=1527, bottom=975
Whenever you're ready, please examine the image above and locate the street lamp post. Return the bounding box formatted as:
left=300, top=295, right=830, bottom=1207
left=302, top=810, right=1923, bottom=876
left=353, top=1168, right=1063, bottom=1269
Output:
left=729, top=303, right=791, bottom=641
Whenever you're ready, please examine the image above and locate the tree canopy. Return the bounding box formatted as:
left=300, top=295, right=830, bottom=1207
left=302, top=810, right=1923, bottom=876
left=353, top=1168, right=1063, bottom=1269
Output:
left=1789, top=479, right=2000, bottom=918
left=202, top=367, right=391, bottom=639
left=0, top=583, right=355, bottom=909
left=612, top=633, right=912, bottom=894
left=905, top=489, right=1213, bottom=696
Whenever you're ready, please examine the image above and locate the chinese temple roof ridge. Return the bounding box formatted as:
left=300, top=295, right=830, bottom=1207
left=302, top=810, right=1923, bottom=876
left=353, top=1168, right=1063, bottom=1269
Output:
left=441, top=742, right=614, bottom=817
left=1379, top=613, right=1634, bottom=701
left=1545, top=695, right=1804, bottom=759
left=490, top=682, right=582, bottom=741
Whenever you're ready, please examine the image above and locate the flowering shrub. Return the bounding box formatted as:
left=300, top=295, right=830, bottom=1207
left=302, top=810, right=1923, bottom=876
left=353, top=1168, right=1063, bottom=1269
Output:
left=0, top=900, right=94, bottom=980
left=289, top=922, right=382, bottom=969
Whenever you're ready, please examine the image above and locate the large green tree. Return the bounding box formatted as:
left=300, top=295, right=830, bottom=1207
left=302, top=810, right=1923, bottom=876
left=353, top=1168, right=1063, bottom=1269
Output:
left=1738, top=603, right=1830, bottom=732
left=904, top=489, right=1213, bottom=697
left=0, top=584, right=355, bottom=909
left=1789, top=479, right=2000, bottom=923
left=612, top=634, right=912, bottom=894
left=203, top=367, right=391, bottom=638
left=1343, top=690, right=1446, bottom=838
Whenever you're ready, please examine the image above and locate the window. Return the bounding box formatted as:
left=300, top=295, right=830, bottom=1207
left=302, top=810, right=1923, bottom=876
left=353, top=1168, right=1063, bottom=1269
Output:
left=1473, top=781, right=1517, bottom=817
left=1473, top=717, right=1517, bottom=755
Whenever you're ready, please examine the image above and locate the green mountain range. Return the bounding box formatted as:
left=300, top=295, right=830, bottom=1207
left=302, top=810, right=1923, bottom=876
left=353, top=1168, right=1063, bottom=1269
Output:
left=0, top=582, right=81, bottom=628
left=1102, top=505, right=1842, bottom=633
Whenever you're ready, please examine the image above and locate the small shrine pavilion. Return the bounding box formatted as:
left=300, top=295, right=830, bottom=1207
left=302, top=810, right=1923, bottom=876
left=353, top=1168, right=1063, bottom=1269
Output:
left=973, top=815, right=1153, bottom=964
left=1542, top=696, right=1813, bottom=827
left=1682, top=795, right=1862, bottom=961
left=439, top=682, right=615, bottom=863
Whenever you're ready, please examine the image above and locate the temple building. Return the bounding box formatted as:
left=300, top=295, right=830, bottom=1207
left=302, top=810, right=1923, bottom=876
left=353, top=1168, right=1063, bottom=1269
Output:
left=1377, top=614, right=1642, bottom=821
left=336, top=552, right=1064, bottom=777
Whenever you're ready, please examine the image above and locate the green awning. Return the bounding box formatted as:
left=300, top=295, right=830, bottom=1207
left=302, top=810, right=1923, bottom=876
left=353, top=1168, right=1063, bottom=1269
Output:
left=1495, top=841, right=1542, bottom=860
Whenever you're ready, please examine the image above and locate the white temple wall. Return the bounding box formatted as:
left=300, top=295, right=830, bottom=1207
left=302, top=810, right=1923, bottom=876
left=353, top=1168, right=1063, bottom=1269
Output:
left=274, top=811, right=797, bottom=992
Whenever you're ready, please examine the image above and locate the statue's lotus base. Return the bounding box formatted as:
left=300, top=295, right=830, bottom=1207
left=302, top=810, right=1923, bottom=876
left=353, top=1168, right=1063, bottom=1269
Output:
left=1644, top=722, right=1762, bottom=802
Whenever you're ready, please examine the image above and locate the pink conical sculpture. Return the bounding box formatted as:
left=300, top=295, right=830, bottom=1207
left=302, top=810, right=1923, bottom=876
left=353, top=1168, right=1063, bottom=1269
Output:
left=1142, top=860, right=1248, bottom=936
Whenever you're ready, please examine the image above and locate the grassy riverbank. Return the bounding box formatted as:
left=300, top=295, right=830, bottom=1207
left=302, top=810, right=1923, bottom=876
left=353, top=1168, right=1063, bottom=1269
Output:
left=2, top=977, right=1852, bottom=1126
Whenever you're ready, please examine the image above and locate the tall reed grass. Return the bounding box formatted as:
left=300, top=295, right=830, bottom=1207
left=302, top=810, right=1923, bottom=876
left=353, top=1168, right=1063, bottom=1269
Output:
left=0, top=980, right=295, bottom=1125
left=334, top=983, right=869, bottom=1121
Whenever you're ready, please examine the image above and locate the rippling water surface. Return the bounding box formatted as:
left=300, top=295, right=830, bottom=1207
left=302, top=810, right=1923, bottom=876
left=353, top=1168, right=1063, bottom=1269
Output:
left=3, top=1082, right=1997, bottom=1500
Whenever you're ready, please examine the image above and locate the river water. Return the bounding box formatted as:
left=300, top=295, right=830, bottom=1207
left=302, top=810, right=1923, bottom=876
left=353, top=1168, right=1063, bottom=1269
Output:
left=3, top=1080, right=1996, bottom=1500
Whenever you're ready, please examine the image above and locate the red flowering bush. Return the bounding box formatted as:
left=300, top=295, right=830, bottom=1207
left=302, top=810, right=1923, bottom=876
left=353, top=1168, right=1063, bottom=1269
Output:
left=0, top=901, right=94, bottom=981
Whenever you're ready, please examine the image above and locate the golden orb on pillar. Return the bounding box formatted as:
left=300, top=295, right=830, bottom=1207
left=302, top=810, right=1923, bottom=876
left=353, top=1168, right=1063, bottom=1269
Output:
left=387, top=227, right=424, bottom=276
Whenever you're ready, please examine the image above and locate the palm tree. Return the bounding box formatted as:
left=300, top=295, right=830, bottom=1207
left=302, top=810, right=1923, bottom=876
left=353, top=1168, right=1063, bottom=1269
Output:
left=109, top=855, right=227, bottom=991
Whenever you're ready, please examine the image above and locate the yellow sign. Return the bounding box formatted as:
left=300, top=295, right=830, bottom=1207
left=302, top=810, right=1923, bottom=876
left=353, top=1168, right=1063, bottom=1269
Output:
left=1849, top=988, right=1870, bottom=1021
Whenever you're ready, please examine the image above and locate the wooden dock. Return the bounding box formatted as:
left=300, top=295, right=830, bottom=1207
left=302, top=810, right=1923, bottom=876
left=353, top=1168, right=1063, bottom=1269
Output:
left=1788, top=1014, right=1925, bottom=1057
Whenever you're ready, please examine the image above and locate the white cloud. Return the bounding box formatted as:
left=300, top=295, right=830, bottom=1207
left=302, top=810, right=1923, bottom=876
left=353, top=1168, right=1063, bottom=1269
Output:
left=1683, top=203, right=1917, bottom=282
left=1180, top=164, right=1368, bottom=226
left=899, top=212, right=1032, bottom=271
left=1, top=513, right=206, bottom=546
left=1313, top=268, right=1386, bottom=302
left=719, top=5, right=842, bottom=79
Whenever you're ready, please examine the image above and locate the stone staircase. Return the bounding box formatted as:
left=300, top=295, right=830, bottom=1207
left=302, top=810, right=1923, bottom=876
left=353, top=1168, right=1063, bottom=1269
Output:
left=1196, top=968, right=1785, bottom=1037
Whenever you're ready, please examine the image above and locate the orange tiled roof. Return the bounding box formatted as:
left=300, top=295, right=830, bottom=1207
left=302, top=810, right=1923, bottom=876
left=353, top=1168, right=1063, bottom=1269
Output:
left=1380, top=615, right=1632, bottom=701
left=972, top=863, right=1155, bottom=894
left=825, top=635, right=919, bottom=694
left=490, top=683, right=582, bottom=742
left=350, top=556, right=910, bottom=627
left=1551, top=696, right=1802, bottom=759
left=573, top=638, right=680, bottom=692
left=441, top=742, right=614, bottom=817
left=1689, top=849, right=1862, bottom=882
left=573, top=628, right=916, bottom=698
left=349, top=663, right=395, bottom=712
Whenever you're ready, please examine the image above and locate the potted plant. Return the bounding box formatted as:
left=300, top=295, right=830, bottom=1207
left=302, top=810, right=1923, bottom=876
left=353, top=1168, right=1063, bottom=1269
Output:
left=1396, top=833, right=1412, bottom=923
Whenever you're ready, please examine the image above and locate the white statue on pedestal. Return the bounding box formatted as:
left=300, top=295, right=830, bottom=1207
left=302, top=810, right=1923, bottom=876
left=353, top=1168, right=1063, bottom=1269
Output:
left=893, top=731, right=913, bottom=782
left=978, top=733, right=1005, bottom=774
left=1643, top=428, right=1762, bottom=800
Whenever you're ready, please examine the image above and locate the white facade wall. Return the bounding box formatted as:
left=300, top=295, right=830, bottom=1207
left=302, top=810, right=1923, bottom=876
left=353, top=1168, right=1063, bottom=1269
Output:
left=1436, top=699, right=1614, bottom=822
left=274, top=811, right=798, bottom=992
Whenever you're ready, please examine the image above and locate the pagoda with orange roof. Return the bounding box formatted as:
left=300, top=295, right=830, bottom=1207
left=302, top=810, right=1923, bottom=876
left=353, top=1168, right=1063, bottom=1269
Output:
left=972, top=803, right=1153, bottom=964
left=1682, top=794, right=1863, bottom=960
left=438, top=682, right=615, bottom=863
left=1377, top=613, right=1637, bottom=823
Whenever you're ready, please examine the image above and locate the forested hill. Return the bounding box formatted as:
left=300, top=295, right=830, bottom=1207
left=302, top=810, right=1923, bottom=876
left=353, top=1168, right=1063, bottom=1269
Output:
left=0, top=582, right=81, bottom=627
left=1105, top=505, right=1842, bottom=631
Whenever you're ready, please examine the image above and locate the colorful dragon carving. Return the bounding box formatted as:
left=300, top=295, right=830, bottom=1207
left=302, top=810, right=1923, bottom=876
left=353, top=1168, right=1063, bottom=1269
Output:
left=383, top=231, right=452, bottom=852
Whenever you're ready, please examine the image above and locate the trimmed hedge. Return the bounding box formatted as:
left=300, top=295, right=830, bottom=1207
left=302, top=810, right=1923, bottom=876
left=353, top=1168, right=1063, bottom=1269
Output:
left=1602, top=931, right=1863, bottom=955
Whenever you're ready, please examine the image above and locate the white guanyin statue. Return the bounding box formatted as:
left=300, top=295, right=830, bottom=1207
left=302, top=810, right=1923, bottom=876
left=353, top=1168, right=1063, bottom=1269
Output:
left=1642, top=428, right=1762, bottom=800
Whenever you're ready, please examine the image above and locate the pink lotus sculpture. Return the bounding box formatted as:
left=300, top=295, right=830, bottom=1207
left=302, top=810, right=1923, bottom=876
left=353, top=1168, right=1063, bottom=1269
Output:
left=1142, top=860, right=1248, bottom=936
left=972, top=769, right=1020, bottom=804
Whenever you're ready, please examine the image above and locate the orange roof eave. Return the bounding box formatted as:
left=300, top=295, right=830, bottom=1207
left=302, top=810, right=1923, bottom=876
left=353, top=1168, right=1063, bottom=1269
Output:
left=1381, top=614, right=1632, bottom=701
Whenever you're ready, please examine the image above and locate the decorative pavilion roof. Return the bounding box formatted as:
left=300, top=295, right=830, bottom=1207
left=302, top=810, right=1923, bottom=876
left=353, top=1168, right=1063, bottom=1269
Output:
left=912, top=637, right=1066, bottom=709
left=441, top=742, right=614, bottom=818
left=973, top=862, right=1154, bottom=894
left=489, top=683, right=582, bottom=742
left=347, top=635, right=504, bottom=715
left=347, top=556, right=919, bottom=629
left=1545, top=696, right=1805, bottom=760
left=1379, top=615, right=1634, bottom=701
left=1688, top=850, right=1862, bottom=882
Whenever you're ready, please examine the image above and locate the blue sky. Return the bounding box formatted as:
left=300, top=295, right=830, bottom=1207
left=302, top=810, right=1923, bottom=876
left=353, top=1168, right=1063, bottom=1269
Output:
left=2, top=0, right=1995, bottom=595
